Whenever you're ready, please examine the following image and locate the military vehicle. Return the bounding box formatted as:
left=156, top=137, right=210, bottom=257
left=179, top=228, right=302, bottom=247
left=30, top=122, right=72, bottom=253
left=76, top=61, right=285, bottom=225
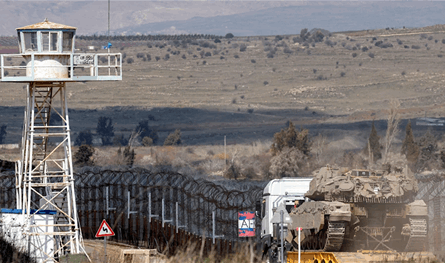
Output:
left=286, top=166, right=428, bottom=252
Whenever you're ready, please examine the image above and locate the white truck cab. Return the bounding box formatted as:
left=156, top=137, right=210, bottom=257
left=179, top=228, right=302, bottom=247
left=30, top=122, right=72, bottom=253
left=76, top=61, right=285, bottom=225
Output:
left=260, top=178, right=312, bottom=238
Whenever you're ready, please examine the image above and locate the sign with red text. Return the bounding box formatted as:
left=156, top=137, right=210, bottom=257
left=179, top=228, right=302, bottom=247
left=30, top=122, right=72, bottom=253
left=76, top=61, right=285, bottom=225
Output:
left=238, top=211, right=255, bottom=237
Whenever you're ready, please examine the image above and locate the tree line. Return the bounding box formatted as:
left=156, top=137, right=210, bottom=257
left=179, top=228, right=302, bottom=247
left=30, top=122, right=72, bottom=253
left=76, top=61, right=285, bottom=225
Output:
left=74, top=116, right=182, bottom=167
left=76, top=33, right=232, bottom=42
left=268, top=107, right=445, bottom=178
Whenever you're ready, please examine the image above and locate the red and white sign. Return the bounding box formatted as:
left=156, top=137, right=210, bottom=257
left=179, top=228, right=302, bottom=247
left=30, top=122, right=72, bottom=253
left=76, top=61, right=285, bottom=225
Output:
left=95, top=219, right=115, bottom=237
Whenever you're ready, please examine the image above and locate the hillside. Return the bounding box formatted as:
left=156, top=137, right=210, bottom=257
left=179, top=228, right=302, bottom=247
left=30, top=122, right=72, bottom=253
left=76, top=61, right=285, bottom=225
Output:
left=2, top=25, right=445, bottom=177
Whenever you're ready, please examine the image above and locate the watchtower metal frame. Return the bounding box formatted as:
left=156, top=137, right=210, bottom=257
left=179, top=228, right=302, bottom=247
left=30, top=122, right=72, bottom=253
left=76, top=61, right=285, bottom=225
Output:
left=1, top=19, right=121, bottom=262
left=17, top=81, right=80, bottom=260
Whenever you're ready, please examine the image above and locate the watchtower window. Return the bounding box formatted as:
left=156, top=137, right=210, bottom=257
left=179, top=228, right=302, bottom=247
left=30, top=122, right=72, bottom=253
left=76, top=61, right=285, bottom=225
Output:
left=24, top=32, right=37, bottom=51
left=42, top=32, right=49, bottom=51
left=51, top=32, right=58, bottom=51
left=41, top=32, right=58, bottom=52
left=17, top=32, right=22, bottom=53
left=62, top=32, right=73, bottom=52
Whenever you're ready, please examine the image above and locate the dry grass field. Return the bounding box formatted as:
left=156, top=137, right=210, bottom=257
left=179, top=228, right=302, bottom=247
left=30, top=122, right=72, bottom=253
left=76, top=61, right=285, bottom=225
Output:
left=2, top=25, right=445, bottom=176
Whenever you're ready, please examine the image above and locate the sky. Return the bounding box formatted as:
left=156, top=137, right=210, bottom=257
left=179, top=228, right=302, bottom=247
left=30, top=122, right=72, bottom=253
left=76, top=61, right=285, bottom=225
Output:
left=1, top=1, right=445, bottom=36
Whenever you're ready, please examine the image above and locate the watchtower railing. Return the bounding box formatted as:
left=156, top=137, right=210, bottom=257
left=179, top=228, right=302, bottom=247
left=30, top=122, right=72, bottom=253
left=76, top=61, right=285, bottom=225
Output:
left=0, top=53, right=122, bottom=82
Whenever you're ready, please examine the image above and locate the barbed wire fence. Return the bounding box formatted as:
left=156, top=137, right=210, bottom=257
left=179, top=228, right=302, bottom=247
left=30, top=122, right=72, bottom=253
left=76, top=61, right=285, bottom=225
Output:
left=416, top=171, right=445, bottom=255
left=0, top=167, right=267, bottom=256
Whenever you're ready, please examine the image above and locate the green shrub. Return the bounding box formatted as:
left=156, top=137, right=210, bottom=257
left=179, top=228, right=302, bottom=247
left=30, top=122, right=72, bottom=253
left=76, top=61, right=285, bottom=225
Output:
left=75, top=130, right=93, bottom=146
left=270, top=121, right=311, bottom=156
left=96, top=116, right=114, bottom=146
left=135, top=120, right=158, bottom=144
left=164, top=129, right=182, bottom=146
left=401, top=120, right=419, bottom=163
left=74, top=145, right=95, bottom=166
left=142, top=136, right=153, bottom=146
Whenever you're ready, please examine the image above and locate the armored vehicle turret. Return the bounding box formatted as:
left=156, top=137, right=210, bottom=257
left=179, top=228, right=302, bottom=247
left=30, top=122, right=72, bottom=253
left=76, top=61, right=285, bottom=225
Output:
left=287, top=166, right=428, bottom=252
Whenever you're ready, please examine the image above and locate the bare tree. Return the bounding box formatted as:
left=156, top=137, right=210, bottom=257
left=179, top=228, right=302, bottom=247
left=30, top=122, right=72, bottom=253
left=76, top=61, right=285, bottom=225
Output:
left=269, top=147, right=308, bottom=178
left=225, top=148, right=240, bottom=179
left=313, top=133, right=327, bottom=165
left=383, top=99, right=401, bottom=163
left=128, top=130, right=141, bottom=147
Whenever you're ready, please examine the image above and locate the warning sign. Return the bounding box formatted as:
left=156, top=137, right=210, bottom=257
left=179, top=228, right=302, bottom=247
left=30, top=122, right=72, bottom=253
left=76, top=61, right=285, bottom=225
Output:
left=95, top=219, right=115, bottom=237
left=238, top=211, right=255, bottom=237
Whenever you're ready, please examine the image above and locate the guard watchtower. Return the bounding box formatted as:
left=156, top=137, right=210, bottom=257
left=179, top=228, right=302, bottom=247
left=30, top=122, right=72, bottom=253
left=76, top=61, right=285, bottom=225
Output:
left=0, top=19, right=121, bottom=262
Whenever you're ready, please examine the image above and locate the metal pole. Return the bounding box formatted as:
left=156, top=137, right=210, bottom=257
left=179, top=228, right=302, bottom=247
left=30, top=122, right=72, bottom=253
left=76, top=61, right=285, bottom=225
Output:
left=280, top=210, right=284, bottom=263
left=104, top=236, right=107, bottom=263
left=106, top=186, right=109, bottom=216
left=148, top=192, right=158, bottom=223
left=162, top=198, right=165, bottom=227
left=161, top=199, right=173, bottom=227
left=128, top=190, right=130, bottom=219
left=175, top=201, right=186, bottom=234
left=107, top=0, right=111, bottom=76
left=176, top=202, right=179, bottom=234
left=161, top=198, right=172, bottom=227
left=212, top=211, right=216, bottom=244
left=298, top=227, right=301, bottom=263
left=107, top=0, right=110, bottom=38
left=149, top=192, right=152, bottom=222
left=127, top=190, right=137, bottom=219
left=224, top=136, right=226, bottom=170
left=106, top=186, right=115, bottom=216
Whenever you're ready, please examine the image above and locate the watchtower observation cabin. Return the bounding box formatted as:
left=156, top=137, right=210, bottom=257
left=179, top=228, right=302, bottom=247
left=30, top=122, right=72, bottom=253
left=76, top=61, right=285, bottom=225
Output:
left=0, top=19, right=121, bottom=262
left=1, top=18, right=122, bottom=81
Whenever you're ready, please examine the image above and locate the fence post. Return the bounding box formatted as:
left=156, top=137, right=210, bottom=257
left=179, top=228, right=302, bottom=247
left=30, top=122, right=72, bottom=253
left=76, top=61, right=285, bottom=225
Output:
left=162, top=198, right=172, bottom=227
left=148, top=192, right=158, bottom=222
left=127, top=190, right=137, bottom=219
left=212, top=211, right=224, bottom=244
left=176, top=202, right=186, bottom=233
left=105, top=186, right=116, bottom=216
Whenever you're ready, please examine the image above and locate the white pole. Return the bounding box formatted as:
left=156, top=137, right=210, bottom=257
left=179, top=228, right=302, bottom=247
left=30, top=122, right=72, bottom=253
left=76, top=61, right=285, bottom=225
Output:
left=298, top=227, right=301, bottom=263
left=176, top=202, right=179, bottom=234
left=127, top=190, right=137, bottom=219
left=107, top=0, right=111, bottom=76
left=104, top=236, right=107, bottom=263
left=162, top=198, right=165, bottom=227
left=106, top=186, right=109, bottom=216
left=280, top=210, right=284, bottom=263
left=224, top=136, right=226, bottom=170
left=161, top=198, right=172, bottom=227
left=212, top=211, right=216, bottom=244
left=107, top=0, right=110, bottom=38
left=149, top=192, right=152, bottom=222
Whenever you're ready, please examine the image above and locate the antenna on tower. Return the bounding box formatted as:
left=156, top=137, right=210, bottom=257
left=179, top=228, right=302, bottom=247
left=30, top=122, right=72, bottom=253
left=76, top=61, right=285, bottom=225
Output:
left=108, top=0, right=110, bottom=39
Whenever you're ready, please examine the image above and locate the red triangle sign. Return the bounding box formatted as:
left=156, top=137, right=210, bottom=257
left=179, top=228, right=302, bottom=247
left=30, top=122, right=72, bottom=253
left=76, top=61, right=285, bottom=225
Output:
left=95, top=219, right=115, bottom=237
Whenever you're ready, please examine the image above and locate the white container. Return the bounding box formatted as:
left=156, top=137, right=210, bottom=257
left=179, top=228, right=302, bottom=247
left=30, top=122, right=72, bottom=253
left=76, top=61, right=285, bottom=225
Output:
left=1, top=209, right=55, bottom=263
